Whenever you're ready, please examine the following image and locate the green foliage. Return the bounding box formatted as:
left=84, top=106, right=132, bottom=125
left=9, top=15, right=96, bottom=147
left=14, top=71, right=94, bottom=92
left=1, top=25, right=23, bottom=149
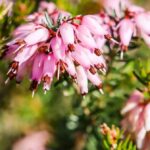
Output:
left=12, top=0, right=35, bottom=25
left=117, top=136, right=137, bottom=150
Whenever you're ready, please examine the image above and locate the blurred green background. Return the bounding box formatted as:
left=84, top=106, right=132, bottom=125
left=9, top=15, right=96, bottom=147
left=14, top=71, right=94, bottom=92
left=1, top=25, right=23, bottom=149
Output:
left=0, top=0, right=150, bottom=150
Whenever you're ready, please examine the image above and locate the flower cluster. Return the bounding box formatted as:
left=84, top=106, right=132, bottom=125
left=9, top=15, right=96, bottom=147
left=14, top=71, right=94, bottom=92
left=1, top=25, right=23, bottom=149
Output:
left=3, top=0, right=150, bottom=96
left=2, top=1, right=115, bottom=96
left=121, top=91, right=150, bottom=150
left=102, top=0, right=150, bottom=58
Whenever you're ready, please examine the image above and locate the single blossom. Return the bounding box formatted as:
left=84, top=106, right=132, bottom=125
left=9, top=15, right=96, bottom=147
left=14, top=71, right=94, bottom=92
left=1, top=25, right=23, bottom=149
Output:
left=76, top=66, right=88, bottom=95
left=50, top=36, right=66, bottom=61
left=76, top=25, right=97, bottom=49
left=128, top=8, right=150, bottom=49
left=59, top=22, right=75, bottom=45
left=118, top=18, right=134, bottom=59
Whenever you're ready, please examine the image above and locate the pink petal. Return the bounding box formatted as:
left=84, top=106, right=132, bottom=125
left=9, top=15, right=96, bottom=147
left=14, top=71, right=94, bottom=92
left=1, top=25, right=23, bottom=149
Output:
left=31, top=53, right=45, bottom=82
left=87, top=71, right=102, bottom=88
left=59, top=23, right=75, bottom=45
left=119, top=18, right=134, bottom=46
left=82, top=15, right=107, bottom=35
left=72, top=44, right=91, bottom=68
left=141, top=32, right=150, bottom=47
left=13, top=23, right=36, bottom=37
left=136, top=127, right=146, bottom=149
left=76, top=66, right=88, bottom=94
left=24, top=27, right=49, bottom=46
left=135, top=13, right=150, bottom=34
left=65, top=55, right=76, bottom=77
left=76, top=25, right=97, bottom=49
left=42, top=54, right=56, bottom=91
left=14, top=45, right=38, bottom=65
left=51, top=37, right=66, bottom=61
left=121, top=91, right=143, bottom=114
left=144, top=103, right=150, bottom=131
left=43, top=54, right=56, bottom=78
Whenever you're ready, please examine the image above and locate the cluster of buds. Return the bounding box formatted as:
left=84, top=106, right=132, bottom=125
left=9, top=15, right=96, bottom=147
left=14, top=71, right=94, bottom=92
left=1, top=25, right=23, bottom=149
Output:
left=100, top=123, right=120, bottom=150
left=102, top=0, right=150, bottom=59
left=2, top=1, right=119, bottom=96
left=121, top=91, right=150, bottom=150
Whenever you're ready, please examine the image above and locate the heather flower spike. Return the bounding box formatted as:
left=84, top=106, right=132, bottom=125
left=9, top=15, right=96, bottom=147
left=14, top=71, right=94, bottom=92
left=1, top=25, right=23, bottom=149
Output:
left=3, top=2, right=113, bottom=96
left=121, top=91, right=150, bottom=150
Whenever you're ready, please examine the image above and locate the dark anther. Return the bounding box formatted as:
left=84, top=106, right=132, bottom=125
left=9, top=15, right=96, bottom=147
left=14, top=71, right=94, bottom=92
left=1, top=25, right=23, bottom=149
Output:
left=104, top=34, right=112, bottom=40
left=97, top=83, right=103, bottom=89
left=74, top=60, right=80, bottom=66
left=94, top=48, right=102, bottom=56
left=89, top=66, right=97, bottom=75
left=121, top=45, right=128, bottom=52
left=49, top=29, right=56, bottom=38
left=82, top=92, right=87, bottom=96
left=59, top=60, right=68, bottom=73
left=10, top=61, right=19, bottom=70
left=95, top=63, right=104, bottom=70
left=38, top=45, right=51, bottom=54
left=68, top=44, right=75, bottom=52
left=42, top=75, right=51, bottom=84
left=30, top=80, right=38, bottom=91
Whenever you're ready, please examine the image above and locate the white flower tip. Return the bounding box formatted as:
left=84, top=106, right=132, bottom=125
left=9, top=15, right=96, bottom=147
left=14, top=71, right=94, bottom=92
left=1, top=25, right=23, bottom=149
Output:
left=99, top=89, right=104, bottom=94
left=145, top=125, right=150, bottom=132
left=121, top=109, right=126, bottom=115
left=101, top=69, right=107, bottom=75
left=120, top=51, right=124, bottom=60
left=136, top=128, right=146, bottom=149
left=32, top=91, right=35, bottom=98
left=7, top=69, right=11, bottom=75
left=111, top=38, right=119, bottom=45
left=121, top=103, right=138, bottom=115
left=5, top=78, right=9, bottom=85
left=145, top=116, right=150, bottom=131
